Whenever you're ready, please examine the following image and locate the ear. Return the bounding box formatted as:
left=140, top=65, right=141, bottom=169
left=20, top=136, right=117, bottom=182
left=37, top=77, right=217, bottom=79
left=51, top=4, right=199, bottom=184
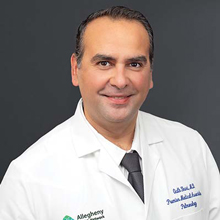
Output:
left=70, top=53, right=79, bottom=86
left=149, top=70, right=154, bottom=89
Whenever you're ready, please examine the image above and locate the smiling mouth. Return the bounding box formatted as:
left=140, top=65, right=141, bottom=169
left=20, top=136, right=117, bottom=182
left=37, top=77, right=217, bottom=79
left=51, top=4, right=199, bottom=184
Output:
left=101, top=95, right=132, bottom=104
left=102, top=94, right=132, bottom=98
left=107, top=96, right=131, bottom=99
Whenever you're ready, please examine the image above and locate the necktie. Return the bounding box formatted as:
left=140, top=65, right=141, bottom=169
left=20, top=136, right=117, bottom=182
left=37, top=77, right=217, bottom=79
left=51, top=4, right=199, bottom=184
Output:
left=121, top=151, right=144, bottom=203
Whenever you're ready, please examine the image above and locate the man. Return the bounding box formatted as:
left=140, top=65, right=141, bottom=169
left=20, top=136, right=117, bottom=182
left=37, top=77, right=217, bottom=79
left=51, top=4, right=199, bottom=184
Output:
left=0, top=6, right=219, bottom=220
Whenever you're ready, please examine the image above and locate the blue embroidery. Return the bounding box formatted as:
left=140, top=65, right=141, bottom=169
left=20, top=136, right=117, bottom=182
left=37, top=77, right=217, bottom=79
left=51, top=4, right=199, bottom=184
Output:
left=166, top=191, right=202, bottom=205
left=173, top=183, right=195, bottom=194
left=181, top=201, right=197, bottom=209
left=166, top=183, right=202, bottom=210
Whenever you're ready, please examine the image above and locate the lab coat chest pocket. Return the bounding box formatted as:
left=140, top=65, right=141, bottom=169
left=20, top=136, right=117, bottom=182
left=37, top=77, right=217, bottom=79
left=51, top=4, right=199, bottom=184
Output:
left=167, top=180, right=205, bottom=220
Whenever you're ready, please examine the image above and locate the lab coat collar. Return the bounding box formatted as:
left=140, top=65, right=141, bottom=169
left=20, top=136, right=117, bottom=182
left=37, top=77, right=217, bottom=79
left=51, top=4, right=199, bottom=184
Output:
left=70, top=99, right=101, bottom=158
left=138, top=111, right=164, bottom=145
left=71, top=99, right=164, bottom=156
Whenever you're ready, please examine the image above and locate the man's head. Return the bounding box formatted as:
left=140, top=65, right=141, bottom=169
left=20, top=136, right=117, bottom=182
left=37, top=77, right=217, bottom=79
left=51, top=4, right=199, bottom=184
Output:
left=75, top=6, right=154, bottom=70
left=71, top=6, right=154, bottom=130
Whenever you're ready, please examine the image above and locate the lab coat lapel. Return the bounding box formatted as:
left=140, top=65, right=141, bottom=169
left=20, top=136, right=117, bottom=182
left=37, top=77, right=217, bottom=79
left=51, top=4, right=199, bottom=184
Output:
left=98, top=148, right=130, bottom=187
left=138, top=112, right=163, bottom=212
left=71, top=102, right=100, bottom=158
left=142, top=143, right=160, bottom=212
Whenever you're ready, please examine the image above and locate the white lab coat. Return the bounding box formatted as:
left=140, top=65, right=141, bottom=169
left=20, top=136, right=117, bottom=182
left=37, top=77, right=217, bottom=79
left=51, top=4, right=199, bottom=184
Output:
left=0, top=100, right=220, bottom=220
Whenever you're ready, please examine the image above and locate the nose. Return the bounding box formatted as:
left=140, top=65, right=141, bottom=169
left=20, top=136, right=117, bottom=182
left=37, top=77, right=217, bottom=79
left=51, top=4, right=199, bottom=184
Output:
left=109, top=66, right=129, bottom=89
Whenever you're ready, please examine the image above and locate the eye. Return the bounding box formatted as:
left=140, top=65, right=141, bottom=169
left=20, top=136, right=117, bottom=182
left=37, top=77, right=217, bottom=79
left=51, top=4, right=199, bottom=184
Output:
left=129, top=62, right=142, bottom=68
left=98, top=61, right=110, bottom=66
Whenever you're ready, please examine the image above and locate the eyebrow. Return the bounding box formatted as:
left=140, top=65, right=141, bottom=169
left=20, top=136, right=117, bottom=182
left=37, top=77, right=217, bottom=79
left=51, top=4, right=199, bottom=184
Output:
left=126, top=56, right=147, bottom=64
left=91, top=54, right=116, bottom=63
left=90, top=53, right=147, bottom=64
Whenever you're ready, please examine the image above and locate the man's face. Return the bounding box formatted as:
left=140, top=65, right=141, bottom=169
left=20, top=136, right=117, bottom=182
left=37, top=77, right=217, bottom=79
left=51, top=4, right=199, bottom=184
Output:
left=71, top=17, right=153, bottom=127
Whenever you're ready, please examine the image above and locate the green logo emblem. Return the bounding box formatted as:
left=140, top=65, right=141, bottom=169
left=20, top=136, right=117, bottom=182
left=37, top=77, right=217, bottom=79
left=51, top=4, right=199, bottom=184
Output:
left=63, top=215, right=74, bottom=220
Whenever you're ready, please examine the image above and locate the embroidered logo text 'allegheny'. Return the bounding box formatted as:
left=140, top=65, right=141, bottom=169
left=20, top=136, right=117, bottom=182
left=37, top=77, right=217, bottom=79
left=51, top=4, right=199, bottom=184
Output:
left=77, top=210, right=104, bottom=220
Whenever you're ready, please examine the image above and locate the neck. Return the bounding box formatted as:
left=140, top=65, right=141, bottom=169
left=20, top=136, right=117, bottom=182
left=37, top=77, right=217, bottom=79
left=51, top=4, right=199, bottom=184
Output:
left=85, top=113, right=137, bottom=151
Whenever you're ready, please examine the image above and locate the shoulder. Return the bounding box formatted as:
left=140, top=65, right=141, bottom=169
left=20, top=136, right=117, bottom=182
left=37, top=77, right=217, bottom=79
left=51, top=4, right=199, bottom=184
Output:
left=139, top=111, right=200, bottom=139
left=138, top=111, right=208, bottom=160
left=9, top=116, right=76, bottom=176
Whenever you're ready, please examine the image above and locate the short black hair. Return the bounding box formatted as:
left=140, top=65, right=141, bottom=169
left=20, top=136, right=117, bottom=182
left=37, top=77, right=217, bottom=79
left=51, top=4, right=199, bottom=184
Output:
left=75, top=6, right=154, bottom=69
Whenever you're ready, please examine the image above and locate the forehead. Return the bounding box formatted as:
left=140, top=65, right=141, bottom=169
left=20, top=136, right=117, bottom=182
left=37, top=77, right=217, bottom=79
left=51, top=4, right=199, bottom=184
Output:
left=83, top=17, right=150, bottom=58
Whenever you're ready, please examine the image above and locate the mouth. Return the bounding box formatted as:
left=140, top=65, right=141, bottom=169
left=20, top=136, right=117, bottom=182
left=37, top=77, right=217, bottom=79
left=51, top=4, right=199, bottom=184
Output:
left=107, top=96, right=131, bottom=99
left=102, top=95, right=132, bottom=104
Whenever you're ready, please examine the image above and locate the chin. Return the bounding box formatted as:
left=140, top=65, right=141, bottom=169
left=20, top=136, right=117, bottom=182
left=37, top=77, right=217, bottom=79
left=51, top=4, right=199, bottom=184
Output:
left=107, top=117, right=128, bottom=123
left=104, top=112, right=136, bottom=124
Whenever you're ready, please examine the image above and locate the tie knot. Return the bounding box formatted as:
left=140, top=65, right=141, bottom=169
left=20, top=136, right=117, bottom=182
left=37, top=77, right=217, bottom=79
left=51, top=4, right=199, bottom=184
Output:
left=121, top=151, right=141, bottom=173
